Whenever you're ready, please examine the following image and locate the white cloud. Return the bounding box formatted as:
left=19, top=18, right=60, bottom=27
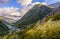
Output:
left=31, top=2, right=41, bottom=6
left=17, top=0, right=47, bottom=5
left=16, top=0, right=47, bottom=11
left=22, top=2, right=40, bottom=12
left=10, top=12, right=20, bottom=16
left=41, top=2, right=47, bottom=5
left=31, top=2, right=47, bottom=6
left=0, top=6, right=33, bottom=23
left=0, top=0, right=47, bottom=23
left=0, top=7, right=22, bottom=23
left=16, top=0, right=47, bottom=17
left=17, top=0, right=32, bottom=6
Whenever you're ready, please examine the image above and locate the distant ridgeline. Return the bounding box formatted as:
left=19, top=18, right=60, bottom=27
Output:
left=14, top=4, right=53, bottom=28
left=0, top=18, right=10, bottom=36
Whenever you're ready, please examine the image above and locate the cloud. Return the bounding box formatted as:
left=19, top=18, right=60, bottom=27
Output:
left=0, top=0, right=8, bottom=4
left=0, top=6, right=33, bottom=23
left=17, top=0, right=47, bottom=5
left=31, top=2, right=41, bottom=6
left=17, top=0, right=32, bottom=6
left=0, top=7, right=22, bottom=23
left=11, top=0, right=46, bottom=23
left=16, top=0, right=47, bottom=16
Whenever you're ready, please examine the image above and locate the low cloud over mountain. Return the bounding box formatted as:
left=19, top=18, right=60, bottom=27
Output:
left=0, top=7, right=23, bottom=23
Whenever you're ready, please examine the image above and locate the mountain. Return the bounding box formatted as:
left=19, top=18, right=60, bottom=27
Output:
left=14, top=4, right=53, bottom=28
left=0, top=18, right=10, bottom=36
left=2, top=12, right=60, bottom=39
left=49, top=2, right=60, bottom=8
left=45, top=6, right=60, bottom=18
left=0, top=3, right=60, bottom=39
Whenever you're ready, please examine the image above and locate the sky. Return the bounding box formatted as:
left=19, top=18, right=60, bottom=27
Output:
left=0, top=0, right=22, bottom=8
left=0, top=0, right=60, bottom=23
left=0, top=0, right=24, bottom=8
left=46, top=0, right=60, bottom=4
left=0, top=0, right=60, bottom=8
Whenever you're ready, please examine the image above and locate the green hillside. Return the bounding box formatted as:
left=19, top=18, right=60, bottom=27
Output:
left=0, top=4, right=60, bottom=39
left=1, top=12, right=60, bottom=39
left=0, top=18, right=10, bottom=36
left=14, top=4, right=53, bottom=28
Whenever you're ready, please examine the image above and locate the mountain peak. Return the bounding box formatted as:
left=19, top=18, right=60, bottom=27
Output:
left=14, top=4, right=53, bottom=28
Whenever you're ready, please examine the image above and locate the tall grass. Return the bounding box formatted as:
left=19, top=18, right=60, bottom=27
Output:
left=0, top=12, right=60, bottom=39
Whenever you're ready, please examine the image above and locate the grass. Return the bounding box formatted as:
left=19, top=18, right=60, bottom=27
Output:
left=0, top=12, right=60, bottom=39
left=0, top=19, right=60, bottom=39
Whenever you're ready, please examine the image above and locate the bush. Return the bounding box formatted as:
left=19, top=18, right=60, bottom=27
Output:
left=1, top=13, right=60, bottom=39
left=52, top=12, right=60, bottom=21
left=45, top=12, right=60, bottom=22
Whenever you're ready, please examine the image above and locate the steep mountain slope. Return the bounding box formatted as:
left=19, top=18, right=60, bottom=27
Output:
left=0, top=18, right=10, bottom=36
left=20, top=12, right=60, bottom=39
left=14, top=4, right=53, bottom=28
left=49, top=2, right=60, bottom=8
left=0, top=3, right=60, bottom=39
left=2, top=12, right=60, bottom=39
left=45, top=6, right=60, bottom=20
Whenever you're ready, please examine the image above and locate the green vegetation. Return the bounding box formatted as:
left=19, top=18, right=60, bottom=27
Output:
left=0, top=4, right=60, bottom=39
left=0, top=17, right=3, bottom=20
left=14, top=4, right=53, bottom=28
left=52, top=12, right=60, bottom=21
left=45, top=12, right=60, bottom=22
left=0, top=12, right=60, bottom=39
left=0, top=19, right=10, bottom=36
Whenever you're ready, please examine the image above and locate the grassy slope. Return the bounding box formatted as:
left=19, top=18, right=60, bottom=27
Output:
left=0, top=18, right=10, bottom=37
left=1, top=12, right=60, bottom=39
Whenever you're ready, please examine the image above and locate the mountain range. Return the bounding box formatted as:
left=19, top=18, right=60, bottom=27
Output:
left=14, top=2, right=60, bottom=28
left=1, top=2, right=60, bottom=39
left=14, top=4, right=53, bottom=28
left=0, top=2, right=60, bottom=37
